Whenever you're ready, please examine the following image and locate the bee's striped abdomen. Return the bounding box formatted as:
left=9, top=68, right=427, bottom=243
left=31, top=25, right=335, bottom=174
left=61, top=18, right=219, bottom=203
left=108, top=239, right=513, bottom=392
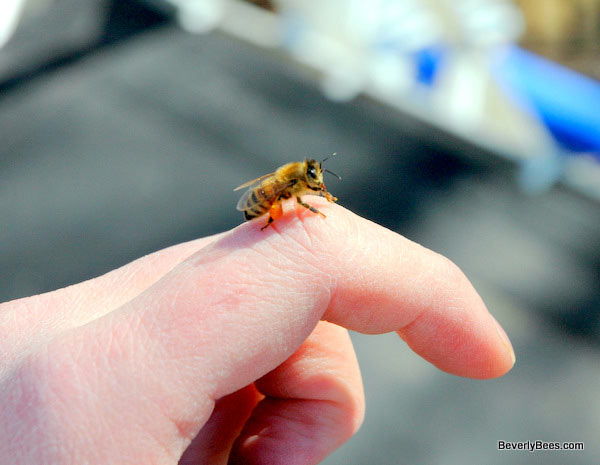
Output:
left=244, top=206, right=267, bottom=220
left=243, top=186, right=273, bottom=220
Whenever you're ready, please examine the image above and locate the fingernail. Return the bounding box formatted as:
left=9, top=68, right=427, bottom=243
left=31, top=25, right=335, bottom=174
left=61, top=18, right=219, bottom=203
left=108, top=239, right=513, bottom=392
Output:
left=493, top=317, right=516, bottom=366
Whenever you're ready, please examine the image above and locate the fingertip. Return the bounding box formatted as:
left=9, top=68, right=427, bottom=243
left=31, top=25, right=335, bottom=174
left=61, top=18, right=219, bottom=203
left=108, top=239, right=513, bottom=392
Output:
left=396, top=288, right=516, bottom=379
left=491, top=316, right=516, bottom=375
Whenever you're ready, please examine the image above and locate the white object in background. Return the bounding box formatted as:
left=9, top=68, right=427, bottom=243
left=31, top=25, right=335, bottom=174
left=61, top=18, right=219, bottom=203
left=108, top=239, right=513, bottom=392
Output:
left=354, top=0, right=442, bottom=97
left=276, top=0, right=445, bottom=100
left=368, top=52, right=413, bottom=99
left=353, top=0, right=443, bottom=53
left=440, top=0, right=524, bottom=47
left=0, top=0, right=27, bottom=48
left=169, top=0, right=278, bottom=48
left=436, top=52, right=490, bottom=133
left=170, top=0, right=225, bottom=34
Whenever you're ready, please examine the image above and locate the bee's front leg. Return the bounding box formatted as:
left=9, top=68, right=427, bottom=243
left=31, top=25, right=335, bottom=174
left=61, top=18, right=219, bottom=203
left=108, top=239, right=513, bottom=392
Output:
left=318, top=190, right=338, bottom=203
left=296, top=196, right=326, bottom=218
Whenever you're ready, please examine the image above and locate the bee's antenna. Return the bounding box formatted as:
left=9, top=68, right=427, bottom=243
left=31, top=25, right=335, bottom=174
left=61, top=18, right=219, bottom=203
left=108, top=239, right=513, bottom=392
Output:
left=320, top=152, right=338, bottom=164
left=324, top=169, right=342, bottom=181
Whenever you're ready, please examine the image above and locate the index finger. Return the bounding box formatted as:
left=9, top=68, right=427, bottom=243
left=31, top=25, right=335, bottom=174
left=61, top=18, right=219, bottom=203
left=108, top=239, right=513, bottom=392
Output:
left=118, top=197, right=514, bottom=386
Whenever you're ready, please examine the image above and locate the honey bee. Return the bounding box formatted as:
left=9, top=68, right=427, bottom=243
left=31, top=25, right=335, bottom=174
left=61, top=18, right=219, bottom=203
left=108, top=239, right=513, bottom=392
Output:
left=235, top=156, right=340, bottom=230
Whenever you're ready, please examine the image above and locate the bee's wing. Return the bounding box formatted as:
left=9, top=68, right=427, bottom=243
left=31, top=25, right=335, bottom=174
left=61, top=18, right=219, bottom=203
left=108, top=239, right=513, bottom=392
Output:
left=236, top=185, right=258, bottom=211
left=233, top=172, right=275, bottom=191
left=236, top=177, right=293, bottom=212
left=235, top=174, right=271, bottom=211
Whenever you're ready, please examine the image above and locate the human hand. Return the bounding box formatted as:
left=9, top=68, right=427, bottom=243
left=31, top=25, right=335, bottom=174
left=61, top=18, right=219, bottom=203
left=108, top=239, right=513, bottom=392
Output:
left=0, top=199, right=514, bottom=464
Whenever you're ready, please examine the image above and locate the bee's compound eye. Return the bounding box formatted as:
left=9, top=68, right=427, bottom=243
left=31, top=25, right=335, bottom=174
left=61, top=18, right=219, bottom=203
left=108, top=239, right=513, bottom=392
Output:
left=308, top=167, right=317, bottom=179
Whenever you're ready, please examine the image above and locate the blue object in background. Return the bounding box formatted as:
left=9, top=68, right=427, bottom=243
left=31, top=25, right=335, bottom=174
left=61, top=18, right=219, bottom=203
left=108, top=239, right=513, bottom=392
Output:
left=495, top=46, right=600, bottom=156
left=413, top=45, right=446, bottom=86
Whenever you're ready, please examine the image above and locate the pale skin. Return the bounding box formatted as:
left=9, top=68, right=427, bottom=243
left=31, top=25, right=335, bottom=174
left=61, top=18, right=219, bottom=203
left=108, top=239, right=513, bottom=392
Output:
left=0, top=198, right=515, bottom=465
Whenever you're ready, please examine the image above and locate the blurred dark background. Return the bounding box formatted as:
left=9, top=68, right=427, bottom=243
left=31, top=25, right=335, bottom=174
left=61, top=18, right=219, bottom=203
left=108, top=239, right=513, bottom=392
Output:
left=1, top=1, right=599, bottom=464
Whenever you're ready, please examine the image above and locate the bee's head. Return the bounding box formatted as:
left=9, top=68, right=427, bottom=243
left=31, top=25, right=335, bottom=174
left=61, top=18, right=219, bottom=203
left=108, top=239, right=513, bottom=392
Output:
left=305, top=159, right=325, bottom=188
